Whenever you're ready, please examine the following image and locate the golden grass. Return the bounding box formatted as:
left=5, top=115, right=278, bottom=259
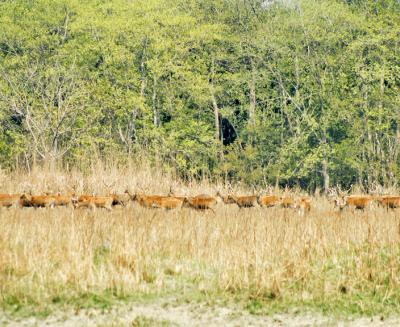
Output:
left=1, top=165, right=400, bottom=315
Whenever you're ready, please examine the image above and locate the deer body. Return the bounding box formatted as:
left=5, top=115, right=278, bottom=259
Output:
left=376, top=196, right=400, bottom=209
left=296, top=197, right=311, bottom=215
left=75, top=196, right=113, bottom=210
left=0, top=194, right=23, bottom=208
left=280, top=196, right=296, bottom=208
left=183, top=195, right=217, bottom=211
left=45, top=192, right=76, bottom=207
left=21, top=194, right=56, bottom=208
left=336, top=195, right=374, bottom=211
left=159, top=197, right=184, bottom=209
left=229, top=195, right=258, bottom=208
left=258, top=195, right=280, bottom=207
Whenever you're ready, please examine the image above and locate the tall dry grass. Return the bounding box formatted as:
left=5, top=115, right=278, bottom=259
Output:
left=1, top=165, right=400, bottom=314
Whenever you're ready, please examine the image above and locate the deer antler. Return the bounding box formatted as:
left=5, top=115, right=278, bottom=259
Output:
left=326, top=187, right=337, bottom=198
left=337, top=184, right=351, bottom=197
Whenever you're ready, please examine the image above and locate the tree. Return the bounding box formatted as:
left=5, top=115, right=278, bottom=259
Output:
left=1, top=62, right=92, bottom=168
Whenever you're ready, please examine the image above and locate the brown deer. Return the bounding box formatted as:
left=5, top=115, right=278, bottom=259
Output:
left=78, top=194, right=95, bottom=202
left=280, top=196, right=296, bottom=208
left=182, top=194, right=218, bottom=212
left=0, top=194, right=23, bottom=208
left=216, top=191, right=236, bottom=204
left=335, top=195, right=374, bottom=211
left=257, top=195, right=281, bottom=207
left=135, top=194, right=168, bottom=208
left=75, top=195, right=114, bottom=211
left=295, top=197, right=311, bottom=215
left=110, top=190, right=136, bottom=207
left=21, top=193, right=56, bottom=208
left=44, top=191, right=76, bottom=207
left=159, top=197, right=184, bottom=209
left=376, top=196, right=400, bottom=209
left=228, top=194, right=259, bottom=208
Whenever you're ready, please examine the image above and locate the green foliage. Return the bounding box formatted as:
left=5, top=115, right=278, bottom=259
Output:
left=0, top=0, right=399, bottom=189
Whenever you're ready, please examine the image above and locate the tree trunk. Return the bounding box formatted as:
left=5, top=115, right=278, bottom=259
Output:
left=140, top=38, right=148, bottom=98
left=210, top=57, right=220, bottom=141
left=322, top=157, right=330, bottom=194
left=211, top=92, right=220, bottom=141
left=248, top=59, right=256, bottom=125
left=320, top=131, right=330, bottom=194
left=152, top=75, right=159, bottom=127
left=378, top=70, right=386, bottom=187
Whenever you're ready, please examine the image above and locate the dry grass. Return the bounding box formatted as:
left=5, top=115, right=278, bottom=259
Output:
left=1, top=165, right=400, bottom=316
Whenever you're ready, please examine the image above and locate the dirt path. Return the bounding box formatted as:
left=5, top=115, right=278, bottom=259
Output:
left=1, top=300, right=399, bottom=327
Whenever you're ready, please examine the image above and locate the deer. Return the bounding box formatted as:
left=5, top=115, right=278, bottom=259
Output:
left=77, top=194, right=94, bottom=202
left=329, top=185, right=373, bottom=211
left=101, top=181, right=129, bottom=207
left=215, top=191, right=236, bottom=204
left=135, top=187, right=183, bottom=210
left=182, top=194, right=218, bottom=212
left=135, top=193, right=184, bottom=210
left=376, top=195, right=400, bottom=210
left=228, top=194, right=259, bottom=208
left=20, top=193, right=56, bottom=208
left=257, top=195, right=281, bottom=207
left=134, top=193, right=168, bottom=208
left=44, top=191, right=76, bottom=207
left=280, top=196, right=296, bottom=208
left=74, top=195, right=114, bottom=211
left=0, top=194, right=24, bottom=208
left=295, top=197, right=311, bottom=215
left=110, top=189, right=136, bottom=207
left=139, top=187, right=185, bottom=209
left=335, top=195, right=375, bottom=211
left=159, top=196, right=184, bottom=209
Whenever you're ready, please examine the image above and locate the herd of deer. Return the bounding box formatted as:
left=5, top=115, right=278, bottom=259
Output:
left=0, top=188, right=399, bottom=213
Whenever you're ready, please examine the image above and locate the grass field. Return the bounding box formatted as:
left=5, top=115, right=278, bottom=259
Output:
left=1, top=166, right=400, bottom=322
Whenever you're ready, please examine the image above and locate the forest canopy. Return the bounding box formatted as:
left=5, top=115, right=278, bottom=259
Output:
left=0, top=0, right=399, bottom=191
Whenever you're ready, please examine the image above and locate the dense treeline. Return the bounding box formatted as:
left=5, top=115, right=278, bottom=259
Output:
left=0, top=0, right=399, bottom=191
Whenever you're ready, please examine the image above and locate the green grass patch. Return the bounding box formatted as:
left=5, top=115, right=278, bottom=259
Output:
left=2, top=278, right=400, bottom=321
